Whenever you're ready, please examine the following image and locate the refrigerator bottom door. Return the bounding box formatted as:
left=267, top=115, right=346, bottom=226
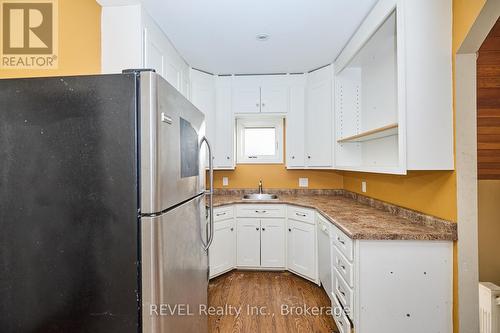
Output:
left=141, top=194, right=208, bottom=333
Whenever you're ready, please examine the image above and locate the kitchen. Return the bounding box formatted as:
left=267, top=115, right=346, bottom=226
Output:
left=0, top=0, right=498, bottom=333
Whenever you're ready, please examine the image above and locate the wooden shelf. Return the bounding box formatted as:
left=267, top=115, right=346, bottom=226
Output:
left=337, top=123, right=398, bottom=143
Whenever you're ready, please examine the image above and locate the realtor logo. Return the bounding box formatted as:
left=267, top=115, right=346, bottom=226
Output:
left=1, top=0, right=58, bottom=69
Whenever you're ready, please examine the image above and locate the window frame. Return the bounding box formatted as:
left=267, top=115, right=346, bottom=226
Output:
left=236, top=117, right=284, bottom=164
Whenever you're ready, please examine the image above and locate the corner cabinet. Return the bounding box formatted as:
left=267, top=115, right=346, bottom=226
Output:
left=286, top=206, right=318, bottom=282
left=333, top=0, right=453, bottom=174
left=305, top=65, right=334, bottom=168
left=286, top=66, right=335, bottom=169
left=213, top=76, right=235, bottom=169
left=190, top=69, right=216, bottom=167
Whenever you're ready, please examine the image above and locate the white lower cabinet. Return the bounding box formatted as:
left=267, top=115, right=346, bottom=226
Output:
left=236, top=218, right=261, bottom=267
left=329, top=223, right=453, bottom=333
left=209, top=207, right=236, bottom=278
left=210, top=204, right=309, bottom=273
left=236, top=217, right=286, bottom=269
left=287, top=215, right=317, bottom=282
left=261, top=219, right=286, bottom=268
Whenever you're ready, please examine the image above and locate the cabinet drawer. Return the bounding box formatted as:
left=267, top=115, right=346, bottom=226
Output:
left=331, top=290, right=353, bottom=333
left=332, top=246, right=353, bottom=288
left=332, top=226, right=353, bottom=261
left=333, top=268, right=354, bottom=320
left=213, top=206, right=234, bottom=222
left=236, top=204, right=285, bottom=218
left=287, top=206, right=315, bottom=224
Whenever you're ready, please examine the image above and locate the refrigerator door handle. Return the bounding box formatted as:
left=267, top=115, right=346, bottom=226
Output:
left=200, top=136, right=214, bottom=251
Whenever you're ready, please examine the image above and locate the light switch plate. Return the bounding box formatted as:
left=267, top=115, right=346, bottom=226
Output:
left=299, top=178, right=309, bottom=188
left=362, top=181, right=367, bottom=193
left=222, top=177, right=229, bottom=186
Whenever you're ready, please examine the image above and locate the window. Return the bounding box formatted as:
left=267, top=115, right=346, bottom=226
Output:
left=236, top=117, right=284, bottom=164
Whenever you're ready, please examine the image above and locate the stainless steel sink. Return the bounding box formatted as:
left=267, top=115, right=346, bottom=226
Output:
left=242, top=193, right=279, bottom=201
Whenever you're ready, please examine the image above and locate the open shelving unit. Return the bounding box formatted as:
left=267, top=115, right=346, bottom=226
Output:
left=334, top=9, right=405, bottom=174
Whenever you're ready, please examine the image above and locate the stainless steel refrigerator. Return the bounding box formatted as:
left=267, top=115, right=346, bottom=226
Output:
left=0, top=69, right=214, bottom=333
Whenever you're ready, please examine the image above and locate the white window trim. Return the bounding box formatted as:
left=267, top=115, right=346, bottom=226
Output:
left=236, top=117, right=284, bottom=164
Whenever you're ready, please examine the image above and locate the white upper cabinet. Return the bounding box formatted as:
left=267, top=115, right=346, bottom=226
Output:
left=214, top=76, right=235, bottom=169
left=286, top=74, right=306, bottom=168
left=233, top=75, right=289, bottom=114
left=305, top=65, right=334, bottom=168
left=190, top=69, right=215, bottom=141
left=260, top=76, right=289, bottom=114
left=100, top=4, right=190, bottom=98
left=334, top=0, right=453, bottom=174
left=232, top=76, right=262, bottom=114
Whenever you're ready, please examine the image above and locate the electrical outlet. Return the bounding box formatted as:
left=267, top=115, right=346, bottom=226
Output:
left=362, top=181, right=367, bottom=193
left=222, top=177, right=229, bottom=186
left=299, top=178, right=309, bottom=188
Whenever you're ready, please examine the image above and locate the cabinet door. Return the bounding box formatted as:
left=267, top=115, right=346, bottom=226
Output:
left=232, top=76, right=261, bottom=114
left=209, top=219, right=236, bottom=278
left=260, top=219, right=285, bottom=268
left=287, top=219, right=317, bottom=281
left=305, top=65, right=333, bottom=167
left=286, top=75, right=306, bottom=167
left=236, top=218, right=261, bottom=267
left=214, top=76, right=234, bottom=168
left=260, top=76, right=289, bottom=114
left=190, top=69, right=215, bottom=143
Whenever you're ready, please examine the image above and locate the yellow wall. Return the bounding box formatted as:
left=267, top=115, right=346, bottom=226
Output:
left=214, top=165, right=343, bottom=189
left=0, top=0, right=101, bottom=79
left=478, top=180, right=500, bottom=286
left=343, top=171, right=457, bottom=220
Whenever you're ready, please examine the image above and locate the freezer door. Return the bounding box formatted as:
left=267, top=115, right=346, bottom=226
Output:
left=141, top=194, right=208, bottom=333
left=140, top=72, right=206, bottom=214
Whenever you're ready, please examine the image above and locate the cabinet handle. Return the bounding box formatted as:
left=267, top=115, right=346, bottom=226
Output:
left=291, top=156, right=295, bottom=159
left=307, top=156, right=311, bottom=159
left=230, top=227, right=234, bottom=231
left=226, top=156, right=230, bottom=160
left=262, top=228, right=266, bottom=231
left=338, top=288, right=346, bottom=297
left=262, top=103, right=266, bottom=107
left=288, top=228, right=292, bottom=232
left=256, top=227, right=260, bottom=231
left=338, top=320, right=344, bottom=327
left=337, top=237, right=345, bottom=245
left=216, top=212, right=226, bottom=216
left=256, top=103, right=259, bottom=107
left=255, top=210, right=267, bottom=214
left=295, top=212, right=307, bottom=217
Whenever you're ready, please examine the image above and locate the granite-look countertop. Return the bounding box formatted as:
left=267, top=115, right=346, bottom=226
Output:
left=212, top=191, right=457, bottom=241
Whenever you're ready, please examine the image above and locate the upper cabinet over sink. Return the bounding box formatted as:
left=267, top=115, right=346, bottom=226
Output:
left=333, top=0, right=454, bottom=174
left=233, top=75, right=289, bottom=114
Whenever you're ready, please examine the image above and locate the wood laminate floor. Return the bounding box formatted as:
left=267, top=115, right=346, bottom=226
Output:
left=208, top=271, right=338, bottom=333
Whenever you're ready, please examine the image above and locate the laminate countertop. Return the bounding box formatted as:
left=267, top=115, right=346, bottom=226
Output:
left=212, top=191, right=457, bottom=241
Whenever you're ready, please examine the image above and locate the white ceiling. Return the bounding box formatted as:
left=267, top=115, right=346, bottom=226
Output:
left=141, top=0, right=378, bottom=74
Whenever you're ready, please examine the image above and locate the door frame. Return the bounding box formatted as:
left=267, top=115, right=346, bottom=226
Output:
left=455, top=1, right=499, bottom=332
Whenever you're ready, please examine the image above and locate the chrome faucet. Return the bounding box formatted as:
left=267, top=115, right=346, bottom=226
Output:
left=258, top=179, right=263, bottom=194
